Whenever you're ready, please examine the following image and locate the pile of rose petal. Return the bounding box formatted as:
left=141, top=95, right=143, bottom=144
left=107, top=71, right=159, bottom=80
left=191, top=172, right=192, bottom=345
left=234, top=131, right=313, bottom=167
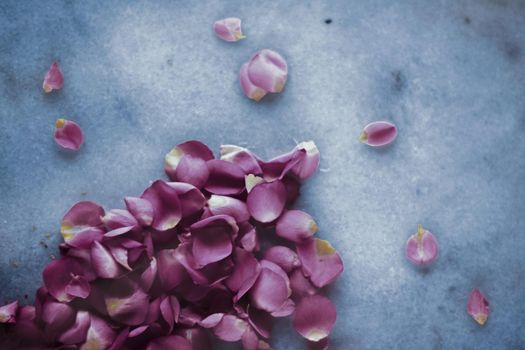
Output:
left=0, top=140, right=343, bottom=350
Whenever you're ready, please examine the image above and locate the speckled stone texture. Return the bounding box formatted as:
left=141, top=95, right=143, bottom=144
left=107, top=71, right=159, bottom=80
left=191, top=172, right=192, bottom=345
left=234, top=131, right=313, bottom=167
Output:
left=1, top=1, right=525, bottom=349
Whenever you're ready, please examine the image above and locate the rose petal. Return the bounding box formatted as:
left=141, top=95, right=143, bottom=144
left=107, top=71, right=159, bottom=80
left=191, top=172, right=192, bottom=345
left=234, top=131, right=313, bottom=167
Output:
left=54, top=119, right=83, bottom=151
left=405, top=225, right=439, bottom=265
left=207, top=195, right=250, bottom=222
left=61, top=201, right=105, bottom=247
left=226, top=248, right=261, bottom=301
left=467, top=289, right=490, bottom=326
left=290, top=268, right=317, bottom=300
left=290, top=141, right=320, bottom=180
left=245, top=174, right=264, bottom=193
left=292, top=295, right=336, bottom=342
left=213, top=315, right=249, bottom=342
left=64, top=275, right=91, bottom=299
left=263, top=246, right=301, bottom=273
left=146, top=335, right=192, bottom=350
left=160, top=295, right=180, bottom=333
left=43, top=61, right=63, bottom=92
left=247, top=180, right=286, bottom=223
left=157, top=249, right=188, bottom=291
left=0, top=301, right=18, bottom=323
left=247, top=305, right=272, bottom=338
left=275, top=210, right=318, bottom=243
left=141, top=180, right=182, bottom=231
left=205, top=159, right=246, bottom=195
left=220, top=145, right=263, bottom=174
left=102, top=209, right=138, bottom=233
left=240, top=62, right=267, bottom=102
left=124, top=196, right=155, bottom=226
left=80, top=315, right=116, bottom=350
left=247, top=49, right=288, bottom=93
left=190, top=215, right=237, bottom=267
left=140, top=257, right=158, bottom=291
left=108, top=328, right=129, bottom=350
left=177, top=327, right=211, bottom=350
left=43, top=257, right=91, bottom=302
left=164, top=140, right=214, bottom=188
left=213, top=17, right=245, bottom=42
left=90, top=241, right=122, bottom=278
left=359, top=121, right=398, bottom=147
left=167, top=182, right=206, bottom=218
left=59, top=310, right=91, bottom=345
left=199, top=313, right=224, bottom=328
left=41, top=300, right=76, bottom=334
left=270, top=298, right=295, bottom=317
left=250, top=261, right=291, bottom=313
left=104, top=279, right=149, bottom=326
left=296, top=238, right=344, bottom=288
left=239, top=222, right=259, bottom=252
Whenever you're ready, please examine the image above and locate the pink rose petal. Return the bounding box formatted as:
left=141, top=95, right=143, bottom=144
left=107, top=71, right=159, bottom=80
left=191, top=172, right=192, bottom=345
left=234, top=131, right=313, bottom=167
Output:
left=140, top=257, right=158, bottom=291
left=359, top=121, right=398, bottom=147
left=213, top=17, right=245, bottom=42
left=43, top=257, right=91, bottom=302
left=250, top=261, right=292, bottom=314
left=41, top=300, right=76, bottom=334
left=167, top=182, right=207, bottom=218
left=239, top=222, right=259, bottom=252
left=405, top=225, right=439, bottom=265
left=190, top=215, right=237, bottom=267
left=226, top=248, right=261, bottom=301
left=275, top=210, right=318, bottom=243
left=157, top=249, right=188, bottom=291
left=43, top=61, right=63, bottom=93
left=61, top=201, right=105, bottom=247
left=160, top=295, right=180, bottom=333
left=80, top=315, right=116, bottom=350
left=247, top=49, right=288, bottom=93
left=104, top=279, right=149, bottom=326
left=124, top=196, right=155, bottom=227
left=205, top=159, right=246, bottom=195
left=0, top=301, right=18, bottom=323
left=240, top=62, right=267, bottom=102
left=289, top=268, right=317, bottom=300
left=263, top=246, right=301, bottom=273
left=59, top=310, right=91, bottom=345
left=296, top=238, right=344, bottom=288
left=213, top=314, right=250, bottom=342
left=164, top=141, right=214, bottom=188
left=467, top=288, right=490, bottom=326
left=146, top=335, right=192, bottom=350
left=290, top=141, right=320, bottom=180
left=141, top=180, right=182, bottom=231
left=220, top=145, right=263, bottom=174
left=91, top=240, right=122, bottom=278
left=54, top=119, right=83, bottom=151
left=292, top=295, right=336, bottom=342
left=102, top=209, right=138, bottom=236
left=177, top=327, right=211, bottom=350
left=207, top=194, right=250, bottom=222
left=247, top=180, right=286, bottom=223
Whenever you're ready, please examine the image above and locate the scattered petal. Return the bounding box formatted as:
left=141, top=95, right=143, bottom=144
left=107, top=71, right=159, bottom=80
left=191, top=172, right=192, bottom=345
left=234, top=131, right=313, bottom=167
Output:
left=296, top=238, right=344, bottom=288
left=160, top=295, right=180, bottom=332
left=141, top=180, right=182, bottom=231
left=250, top=261, right=291, bottom=314
left=205, top=159, right=246, bottom=195
left=80, top=315, right=116, bottom=350
left=213, top=17, right=245, bottom=42
left=0, top=301, right=18, bottom=323
left=54, top=119, right=83, bottom=151
left=164, top=141, right=214, bottom=188
left=43, top=257, right=91, bottom=302
left=245, top=174, right=265, bottom=193
left=275, top=210, right=318, bottom=243
left=240, top=62, right=267, bottom=102
left=247, top=180, right=286, bottom=223
left=59, top=310, right=91, bottom=345
left=289, top=268, right=317, bottom=300
left=359, top=121, right=397, bottom=147
left=157, top=249, right=188, bottom=291
left=91, top=241, right=122, bottom=278
left=405, top=224, right=439, bottom=265
left=167, top=182, right=207, bottom=218
left=247, top=49, right=288, bottom=93
left=104, top=279, right=149, bottom=326
left=190, top=215, right=237, bottom=267
left=43, top=61, right=63, bottom=93
left=102, top=209, right=138, bottom=236
left=208, top=194, right=250, bottom=222
left=226, top=248, right=261, bottom=301
left=290, top=141, right=320, bottom=180
left=292, top=295, right=336, bottom=342
left=213, top=315, right=249, bottom=342
left=263, top=246, right=301, bottom=273
left=60, top=201, right=105, bottom=248
left=220, top=145, right=262, bottom=174
left=467, top=289, right=490, bottom=326
left=124, top=196, right=155, bottom=226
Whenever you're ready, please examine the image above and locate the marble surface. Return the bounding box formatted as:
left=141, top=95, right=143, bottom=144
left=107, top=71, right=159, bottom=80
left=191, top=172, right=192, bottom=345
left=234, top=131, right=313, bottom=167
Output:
left=1, top=0, right=525, bottom=349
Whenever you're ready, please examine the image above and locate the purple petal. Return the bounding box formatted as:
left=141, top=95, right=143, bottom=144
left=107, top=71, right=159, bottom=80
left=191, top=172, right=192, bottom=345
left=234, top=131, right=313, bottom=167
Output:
left=270, top=298, right=295, bottom=317
left=275, top=210, right=318, bottom=243
left=59, top=310, right=90, bottom=345
left=240, top=62, right=267, bottom=102
left=104, top=279, right=149, bottom=326
left=247, top=49, right=288, bottom=93
left=41, top=300, right=76, bottom=334
left=263, top=246, right=301, bottom=273
left=160, top=295, right=180, bottom=332
left=140, top=257, right=158, bottom=291
left=80, top=315, right=116, bottom=350
left=247, top=180, right=286, bottom=223
left=61, top=201, right=105, bottom=247
left=226, top=248, right=261, bottom=301
left=220, top=145, right=263, bottom=174
left=239, top=222, right=259, bottom=252
left=292, top=295, right=336, bottom=342
left=297, top=238, right=344, bottom=288
left=213, top=315, right=249, bottom=342
left=146, top=335, right=192, bottom=350
left=190, top=215, right=237, bottom=267
left=250, top=261, right=291, bottom=313
left=360, top=121, right=398, bottom=147
left=64, top=275, right=91, bottom=299
left=405, top=225, right=439, bottom=265
left=157, top=249, right=188, bottom=291
left=207, top=195, right=250, bottom=222
left=164, top=140, right=214, bottom=188
left=124, top=196, right=154, bottom=226
left=290, top=141, right=320, bottom=180
left=290, top=268, right=317, bottom=300
left=467, top=289, right=490, bottom=325
left=144, top=297, right=161, bottom=325
left=43, top=257, right=90, bottom=302
left=213, top=17, right=245, bottom=42
left=167, top=182, right=206, bottom=218
left=108, top=328, right=129, bottom=350
left=43, top=61, right=64, bottom=92
left=177, top=327, right=211, bottom=350
left=205, top=159, right=246, bottom=195
left=199, top=313, right=224, bottom=328
left=245, top=174, right=264, bottom=193
left=141, top=180, right=182, bottom=231
left=91, top=241, right=122, bottom=278
left=54, top=119, right=83, bottom=151
left=102, top=209, right=138, bottom=232
left=0, top=301, right=18, bottom=323
left=247, top=305, right=272, bottom=338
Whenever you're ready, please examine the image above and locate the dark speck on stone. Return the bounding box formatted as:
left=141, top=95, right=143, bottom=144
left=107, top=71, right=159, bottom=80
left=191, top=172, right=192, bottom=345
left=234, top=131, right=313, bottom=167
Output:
left=324, top=19, right=332, bottom=24
left=167, top=58, right=174, bottom=66
left=503, top=42, right=521, bottom=62
left=391, top=70, right=406, bottom=92
left=464, top=16, right=471, bottom=24
left=448, top=286, right=456, bottom=293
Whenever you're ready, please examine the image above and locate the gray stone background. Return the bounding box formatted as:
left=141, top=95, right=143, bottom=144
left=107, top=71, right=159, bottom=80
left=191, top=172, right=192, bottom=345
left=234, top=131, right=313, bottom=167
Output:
left=1, top=1, right=524, bottom=349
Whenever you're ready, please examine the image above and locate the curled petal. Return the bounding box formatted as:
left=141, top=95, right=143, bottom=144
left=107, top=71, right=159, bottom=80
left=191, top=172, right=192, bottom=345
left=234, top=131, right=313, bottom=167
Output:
left=467, top=289, right=490, bottom=326
left=282, top=176, right=300, bottom=205
left=80, top=315, right=116, bottom=350
left=0, top=301, right=18, bottom=323
left=239, top=222, right=259, bottom=252
left=160, top=295, right=180, bottom=332
left=245, top=174, right=264, bottom=193
left=359, top=121, right=397, bottom=147
left=124, top=196, right=154, bottom=226
left=199, top=313, right=224, bottom=328
left=250, top=261, right=291, bottom=313
left=61, top=201, right=105, bottom=247
left=226, top=248, right=261, bottom=301
left=405, top=225, right=438, bottom=265
left=290, top=268, right=317, bottom=300
left=59, top=310, right=91, bottom=345
left=157, top=249, right=188, bottom=291
left=43, top=61, right=63, bottom=92
left=141, top=180, right=182, bottom=231
left=270, top=298, right=295, bottom=317
left=247, top=180, right=286, bottom=223
left=205, top=160, right=246, bottom=195
left=164, top=140, right=214, bottom=188
left=190, top=215, right=237, bottom=267
left=213, top=315, right=249, bottom=342
left=102, top=209, right=138, bottom=235
left=290, top=141, right=320, bottom=180
left=167, top=182, right=206, bottom=218
left=65, top=275, right=91, bottom=299
left=208, top=195, right=250, bottom=222
left=297, top=238, right=344, bottom=288
left=220, top=145, right=262, bottom=174
left=275, top=210, right=318, bottom=243
left=146, top=335, right=192, bottom=350
left=292, top=295, right=336, bottom=342
left=43, top=257, right=90, bottom=302
left=104, top=279, right=149, bottom=326
left=263, top=246, right=301, bottom=273
left=213, top=17, right=245, bottom=42
left=240, top=62, right=267, bottom=102
left=54, top=119, right=83, bottom=151
left=247, top=49, right=288, bottom=93
left=91, top=241, right=122, bottom=278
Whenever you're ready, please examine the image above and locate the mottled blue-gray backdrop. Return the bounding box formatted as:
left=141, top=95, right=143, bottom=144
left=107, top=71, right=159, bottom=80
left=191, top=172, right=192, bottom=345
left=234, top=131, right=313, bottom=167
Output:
left=1, top=1, right=524, bottom=349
